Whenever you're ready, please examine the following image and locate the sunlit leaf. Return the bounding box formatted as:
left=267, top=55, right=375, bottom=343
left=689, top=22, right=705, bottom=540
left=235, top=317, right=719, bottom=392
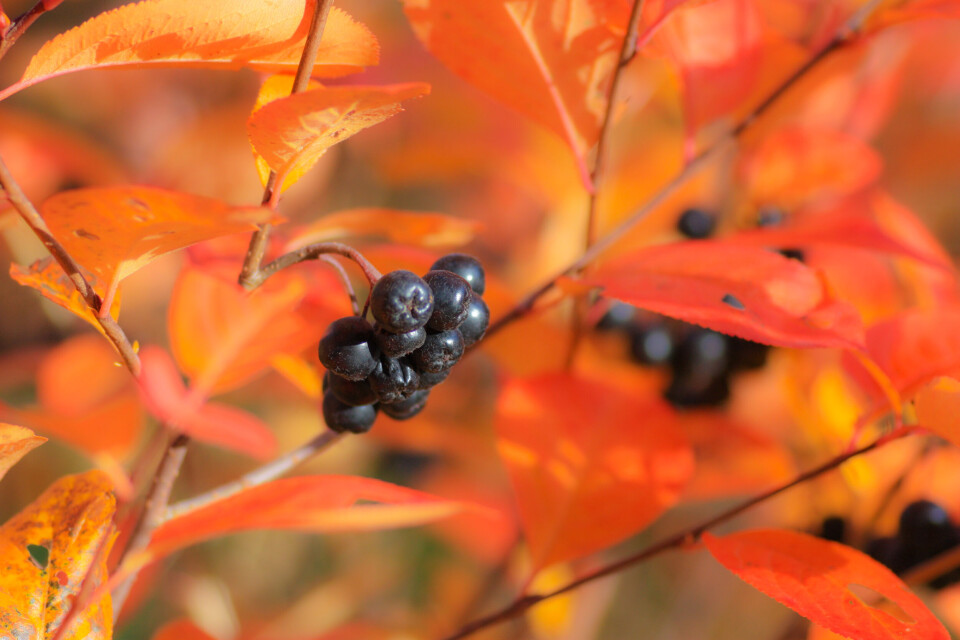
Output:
left=283, top=208, right=480, bottom=250
left=138, top=346, right=277, bottom=459
left=10, top=257, right=121, bottom=331
left=401, top=0, right=629, bottom=189
left=251, top=73, right=322, bottom=192
left=41, top=186, right=277, bottom=302
left=496, top=372, right=694, bottom=572
left=0, top=471, right=115, bottom=640
left=705, top=529, right=950, bottom=640
left=0, top=424, right=45, bottom=483
left=579, top=241, right=865, bottom=350
left=145, top=475, right=467, bottom=559
left=247, top=83, right=430, bottom=190
left=915, top=377, right=960, bottom=448
left=1, top=3, right=378, bottom=100
left=168, top=261, right=348, bottom=395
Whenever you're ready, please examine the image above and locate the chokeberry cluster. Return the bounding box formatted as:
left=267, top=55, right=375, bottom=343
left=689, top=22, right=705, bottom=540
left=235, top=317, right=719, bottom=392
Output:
left=597, top=302, right=769, bottom=408
left=319, top=253, right=490, bottom=434
left=866, top=500, right=960, bottom=589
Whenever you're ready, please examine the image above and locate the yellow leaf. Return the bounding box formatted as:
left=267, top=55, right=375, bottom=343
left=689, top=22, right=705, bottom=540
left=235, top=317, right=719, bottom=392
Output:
left=0, top=424, right=45, bottom=483
left=10, top=257, right=121, bottom=330
left=0, top=471, right=116, bottom=640
left=252, top=74, right=323, bottom=193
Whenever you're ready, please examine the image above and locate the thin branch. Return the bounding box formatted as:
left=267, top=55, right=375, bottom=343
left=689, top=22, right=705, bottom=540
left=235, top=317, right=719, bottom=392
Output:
left=238, top=0, right=336, bottom=288
left=442, top=429, right=912, bottom=640
left=0, top=155, right=142, bottom=375
left=163, top=430, right=343, bottom=521
left=248, top=240, right=382, bottom=289
left=0, top=0, right=58, bottom=62
left=111, top=433, right=189, bottom=620
left=319, top=255, right=362, bottom=315
left=485, top=0, right=880, bottom=342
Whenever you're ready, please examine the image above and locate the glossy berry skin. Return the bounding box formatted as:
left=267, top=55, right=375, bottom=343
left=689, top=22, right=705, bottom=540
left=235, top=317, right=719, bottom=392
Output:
left=318, top=316, right=379, bottom=381
left=375, top=326, right=426, bottom=359
left=596, top=301, right=635, bottom=332
left=677, top=208, right=716, bottom=239
left=423, top=270, right=472, bottom=331
left=370, top=270, right=434, bottom=334
left=411, top=329, right=464, bottom=373
left=369, top=357, right=420, bottom=404
left=418, top=368, right=451, bottom=389
left=430, top=253, right=485, bottom=295
left=381, top=389, right=430, bottom=420
left=322, top=392, right=377, bottom=433
left=458, top=292, right=490, bottom=348
left=630, top=325, right=673, bottom=366
left=899, top=500, right=952, bottom=540
left=323, top=372, right=377, bottom=406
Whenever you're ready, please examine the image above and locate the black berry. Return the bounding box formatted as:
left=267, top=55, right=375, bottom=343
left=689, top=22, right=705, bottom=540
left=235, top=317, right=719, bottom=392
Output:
left=677, top=208, right=716, bottom=239
left=375, top=326, right=426, bottom=358
left=727, top=336, right=769, bottom=372
left=629, top=324, right=674, bottom=366
left=323, top=371, right=377, bottom=406
left=820, top=516, right=846, bottom=543
left=410, top=329, right=464, bottom=373
left=459, top=291, right=490, bottom=348
left=430, top=253, right=485, bottom=295
left=418, top=368, right=451, bottom=389
left=322, top=392, right=377, bottom=433
left=756, top=206, right=786, bottom=227
left=318, top=316, right=379, bottom=381
left=370, top=270, right=434, bottom=334
left=423, top=270, right=472, bottom=331
left=381, top=389, right=430, bottom=421
left=369, top=357, right=420, bottom=404
left=596, top=301, right=636, bottom=331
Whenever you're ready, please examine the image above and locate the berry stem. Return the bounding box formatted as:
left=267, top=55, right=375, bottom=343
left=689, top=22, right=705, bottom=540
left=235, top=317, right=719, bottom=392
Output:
left=163, top=430, right=343, bottom=521
left=238, top=0, right=336, bottom=288
left=0, top=0, right=59, bottom=62
left=484, top=0, right=882, bottom=342
left=250, top=241, right=382, bottom=289
left=442, top=427, right=915, bottom=640
left=319, top=254, right=362, bottom=315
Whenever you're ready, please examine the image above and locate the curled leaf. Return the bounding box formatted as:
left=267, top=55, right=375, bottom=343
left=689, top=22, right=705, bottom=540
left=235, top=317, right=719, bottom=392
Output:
left=0, top=424, right=45, bottom=483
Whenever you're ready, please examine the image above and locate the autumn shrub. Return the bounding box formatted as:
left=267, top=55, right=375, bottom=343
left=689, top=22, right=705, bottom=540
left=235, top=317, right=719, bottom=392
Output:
left=2, top=1, right=960, bottom=639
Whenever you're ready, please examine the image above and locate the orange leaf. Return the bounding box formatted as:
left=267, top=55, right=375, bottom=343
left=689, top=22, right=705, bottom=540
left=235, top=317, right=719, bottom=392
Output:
left=2, top=3, right=378, bottom=100
left=0, top=424, right=45, bottom=483
left=138, top=347, right=277, bottom=459
left=168, top=260, right=348, bottom=395
left=496, top=373, right=694, bottom=572
left=41, top=186, right=277, bottom=303
left=284, top=208, right=481, bottom=250
left=915, top=377, right=960, bottom=447
left=738, top=127, right=883, bottom=211
left=704, top=529, right=950, bottom=640
left=247, top=83, right=430, bottom=191
left=251, top=73, right=322, bottom=192
left=401, top=0, right=629, bottom=190
left=146, top=475, right=466, bottom=560
left=9, top=257, right=121, bottom=333
left=580, top=241, right=865, bottom=350
left=0, top=471, right=115, bottom=640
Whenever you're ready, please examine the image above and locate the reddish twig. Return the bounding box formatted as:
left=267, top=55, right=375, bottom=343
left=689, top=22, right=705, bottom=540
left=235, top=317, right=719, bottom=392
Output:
left=247, top=241, right=383, bottom=289
left=319, top=254, right=362, bottom=315
left=0, top=0, right=61, bottom=62
left=238, top=0, right=336, bottom=289
left=442, top=428, right=913, bottom=640
left=486, top=0, right=883, bottom=341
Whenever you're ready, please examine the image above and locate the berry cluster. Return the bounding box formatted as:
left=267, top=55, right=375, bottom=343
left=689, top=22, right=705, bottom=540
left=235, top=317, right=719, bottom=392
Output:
left=867, top=500, right=960, bottom=589
left=319, top=253, right=489, bottom=434
left=597, top=302, right=769, bottom=408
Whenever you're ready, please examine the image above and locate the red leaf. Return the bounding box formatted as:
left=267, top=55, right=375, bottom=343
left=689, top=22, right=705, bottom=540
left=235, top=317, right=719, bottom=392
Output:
left=138, top=346, right=277, bottom=459
left=704, top=529, right=950, bottom=640
left=401, top=0, right=629, bottom=189
left=146, top=476, right=466, bottom=560
left=496, top=372, right=694, bottom=572
left=579, top=241, right=864, bottom=350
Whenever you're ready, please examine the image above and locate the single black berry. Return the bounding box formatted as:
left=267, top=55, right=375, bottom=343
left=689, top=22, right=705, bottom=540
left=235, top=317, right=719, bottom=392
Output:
left=423, top=270, right=472, bottom=331
left=672, top=329, right=729, bottom=379
left=381, top=389, right=430, bottom=420
left=630, top=324, right=674, bottom=366
left=318, top=316, right=379, bottom=381
left=418, top=368, right=451, bottom=389
left=756, top=206, right=786, bottom=227
left=727, top=336, right=769, bottom=372
left=430, top=253, right=485, bottom=295
left=375, top=326, right=426, bottom=358
left=899, top=500, right=953, bottom=540
left=664, top=372, right=730, bottom=408
left=323, top=371, right=377, bottom=406
left=369, top=356, right=420, bottom=404
left=459, top=291, right=490, bottom=348
left=820, top=516, right=847, bottom=543
left=370, top=270, right=434, bottom=334
left=596, top=301, right=636, bottom=332
left=410, top=329, right=464, bottom=373
left=322, top=391, right=377, bottom=433
left=677, top=208, right=716, bottom=239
